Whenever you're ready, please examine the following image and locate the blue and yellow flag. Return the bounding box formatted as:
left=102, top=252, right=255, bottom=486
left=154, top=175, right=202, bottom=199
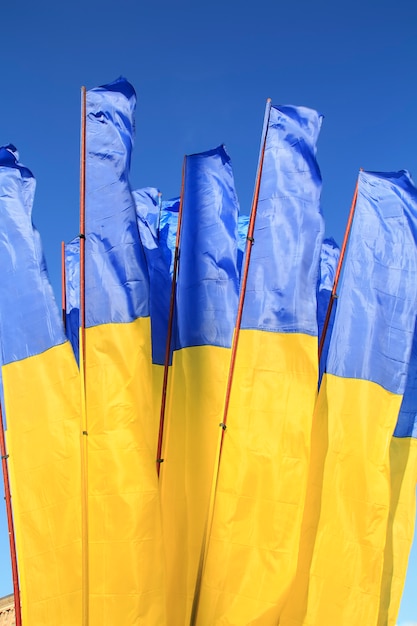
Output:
left=84, top=78, right=166, bottom=624
left=159, top=145, right=240, bottom=625
left=0, top=145, right=82, bottom=624
left=378, top=318, right=417, bottom=625
left=195, top=105, right=324, bottom=624
left=281, top=169, right=417, bottom=626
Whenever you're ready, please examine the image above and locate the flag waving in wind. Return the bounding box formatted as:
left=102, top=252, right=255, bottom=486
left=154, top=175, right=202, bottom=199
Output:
left=83, top=78, right=166, bottom=625
left=159, top=145, right=240, bottom=625
left=0, top=145, right=82, bottom=625
left=378, top=316, right=417, bottom=625
left=281, top=169, right=417, bottom=626
left=195, top=105, right=324, bottom=624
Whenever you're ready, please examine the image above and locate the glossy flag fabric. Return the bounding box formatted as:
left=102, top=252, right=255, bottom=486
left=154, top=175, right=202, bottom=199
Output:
left=281, top=169, right=417, bottom=626
left=237, top=214, right=249, bottom=274
left=64, top=237, right=80, bottom=363
left=159, top=145, right=240, bottom=625
left=84, top=78, right=166, bottom=624
left=158, top=197, right=180, bottom=277
left=195, top=105, right=324, bottom=624
left=317, top=237, right=340, bottom=383
left=134, top=187, right=173, bottom=367
left=134, top=188, right=177, bottom=471
left=377, top=320, right=417, bottom=625
left=0, top=145, right=82, bottom=624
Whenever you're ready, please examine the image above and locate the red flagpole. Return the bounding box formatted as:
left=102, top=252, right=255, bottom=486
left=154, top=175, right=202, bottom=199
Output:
left=219, top=98, right=272, bottom=451
left=317, top=175, right=360, bottom=364
left=79, top=86, right=87, bottom=376
left=0, top=406, right=22, bottom=626
left=156, top=191, right=162, bottom=234
left=156, top=158, right=186, bottom=475
left=78, top=85, right=89, bottom=626
left=61, top=240, right=67, bottom=331
left=190, top=99, right=272, bottom=625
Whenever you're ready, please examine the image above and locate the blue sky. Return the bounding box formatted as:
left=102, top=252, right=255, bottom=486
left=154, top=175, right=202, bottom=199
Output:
left=0, top=0, right=417, bottom=622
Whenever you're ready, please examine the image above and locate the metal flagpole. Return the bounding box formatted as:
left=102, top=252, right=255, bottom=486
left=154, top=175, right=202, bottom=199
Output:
left=218, top=97, right=272, bottom=453
left=79, top=86, right=87, bottom=377
left=0, top=406, right=22, bottom=626
left=79, top=85, right=89, bottom=626
left=61, top=240, right=67, bottom=331
left=190, top=99, right=273, bottom=625
left=318, top=175, right=360, bottom=365
left=156, top=190, right=163, bottom=234
left=156, top=158, right=186, bottom=476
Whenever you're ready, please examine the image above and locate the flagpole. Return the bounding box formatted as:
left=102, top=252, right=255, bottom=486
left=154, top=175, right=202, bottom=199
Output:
left=79, top=85, right=89, bottom=626
left=0, top=406, right=22, bottom=626
left=317, top=175, right=360, bottom=364
left=156, top=191, right=162, bottom=234
left=220, top=97, right=272, bottom=450
left=156, top=158, right=186, bottom=476
left=80, top=86, right=87, bottom=372
left=61, top=241, right=67, bottom=331
left=190, top=99, right=272, bottom=625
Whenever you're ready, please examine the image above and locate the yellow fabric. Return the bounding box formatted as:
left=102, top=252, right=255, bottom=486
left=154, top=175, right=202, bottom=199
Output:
left=151, top=363, right=165, bottom=462
left=194, top=330, right=318, bottom=625
left=159, top=344, right=233, bottom=626
left=3, top=341, right=82, bottom=625
left=85, top=317, right=166, bottom=625
left=280, top=373, right=403, bottom=626
left=79, top=330, right=90, bottom=625
left=377, top=437, right=417, bottom=626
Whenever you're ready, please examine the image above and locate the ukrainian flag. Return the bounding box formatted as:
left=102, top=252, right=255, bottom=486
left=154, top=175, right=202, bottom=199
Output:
left=0, top=145, right=82, bottom=624
left=378, top=319, right=417, bottom=625
left=281, top=169, right=417, bottom=625
left=195, top=105, right=324, bottom=624
left=158, top=145, right=240, bottom=624
left=84, top=78, right=166, bottom=624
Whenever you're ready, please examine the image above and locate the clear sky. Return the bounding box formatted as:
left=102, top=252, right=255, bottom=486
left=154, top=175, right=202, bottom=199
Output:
left=1, top=0, right=417, bottom=623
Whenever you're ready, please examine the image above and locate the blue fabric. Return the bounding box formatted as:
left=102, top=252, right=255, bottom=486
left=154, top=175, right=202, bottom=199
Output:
left=395, top=163, right=417, bottom=432
left=175, top=145, right=240, bottom=350
left=134, top=188, right=175, bottom=366
left=241, top=105, right=324, bottom=334
left=0, top=145, right=66, bottom=364
left=317, top=237, right=340, bottom=383
left=159, top=197, right=180, bottom=276
left=85, top=76, right=150, bottom=327
left=134, top=187, right=161, bottom=242
left=327, top=170, right=417, bottom=395
left=394, top=319, right=417, bottom=438
left=64, top=238, right=80, bottom=363
left=237, top=214, right=249, bottom=275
